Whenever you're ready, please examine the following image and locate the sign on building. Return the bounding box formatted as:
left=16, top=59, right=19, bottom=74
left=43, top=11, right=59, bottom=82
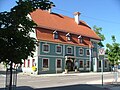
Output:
left=99, top=48, right=105, bottom=55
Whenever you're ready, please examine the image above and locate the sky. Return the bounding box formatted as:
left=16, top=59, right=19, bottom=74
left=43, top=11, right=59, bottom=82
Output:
left=0, top=0, right=120, bottom=48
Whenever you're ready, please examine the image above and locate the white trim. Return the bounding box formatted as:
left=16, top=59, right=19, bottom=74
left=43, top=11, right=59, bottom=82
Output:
left=56, top=45, right=62, bottom=54
left=56, top=59, right=62, bottom=70
left=42, top=58, right=49, bottom=71
left=79, top=48, right=84, bottom=56
left=67, top=46, right=72, bottom=54
left=42, top=44, right=50, bottom=53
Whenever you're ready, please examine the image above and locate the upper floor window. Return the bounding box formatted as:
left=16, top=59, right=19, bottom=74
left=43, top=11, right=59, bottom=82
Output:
left=43, top=44, right=49, bottom=52
left=86, top=49, right=90, bottom=56
left=53, top=31, right=58, bottom=39
left=66, top=33, right=71, bottom=41
left=79, top=48, right=84, bottom=55
left=67, top=47, right=72, bottom=54
left=78, top=35, right=83, bottom=43
left=56, top=45, right=62, bottom=53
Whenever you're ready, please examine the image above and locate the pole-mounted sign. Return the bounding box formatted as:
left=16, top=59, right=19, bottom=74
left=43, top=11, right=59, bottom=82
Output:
left=99, top=48, right=105, bottom=86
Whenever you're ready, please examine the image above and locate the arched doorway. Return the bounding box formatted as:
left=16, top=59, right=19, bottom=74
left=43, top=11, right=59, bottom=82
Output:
left=66, top=59, right=74, bottom=71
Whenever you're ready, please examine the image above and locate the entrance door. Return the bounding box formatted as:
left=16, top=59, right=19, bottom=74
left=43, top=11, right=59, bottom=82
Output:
left=66, top=60, right=74, bottom=71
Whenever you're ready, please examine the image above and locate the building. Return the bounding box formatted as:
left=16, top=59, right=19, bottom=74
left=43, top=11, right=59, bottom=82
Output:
left=22, top=9, right=103, bottom=74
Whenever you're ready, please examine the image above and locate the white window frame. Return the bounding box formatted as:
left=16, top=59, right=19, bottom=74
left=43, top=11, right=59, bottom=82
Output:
left=79, top=48, right=84, bottom=56
left=56, top=45, right=62, bottom=54
left=42, top=58, right=49, bottom=71
left=56, top=59, right=62, bottom=71
left=42, top=44, right=50, bottom=53
left=86, top=49, right=90, bottom=56
left=79, top=60, right=84, bottom=70
left=67, top=46, right=72, bottom=54
left=86, top=60, right=90, bottom=70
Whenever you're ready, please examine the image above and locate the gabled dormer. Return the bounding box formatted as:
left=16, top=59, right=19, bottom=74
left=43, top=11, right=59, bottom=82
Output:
left=66, top=33, right=71, bottom=41
left=53, top=31, right=58, bottom=39
left=78, top=35, right=83, bottom=43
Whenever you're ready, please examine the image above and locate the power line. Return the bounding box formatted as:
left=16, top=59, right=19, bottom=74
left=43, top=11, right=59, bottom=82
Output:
left=53, top=8, right=120, bottom=25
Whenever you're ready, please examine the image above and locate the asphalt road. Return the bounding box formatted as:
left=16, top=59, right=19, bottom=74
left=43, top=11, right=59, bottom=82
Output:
left=0, top=72, right=118, bottom=90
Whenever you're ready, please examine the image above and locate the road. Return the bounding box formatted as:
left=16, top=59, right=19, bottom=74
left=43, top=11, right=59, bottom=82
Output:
left=0, top=72, right=119, bottom=90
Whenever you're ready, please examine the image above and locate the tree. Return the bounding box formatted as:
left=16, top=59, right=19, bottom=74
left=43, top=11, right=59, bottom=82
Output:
left=106, top=35, right=120, bottom=65
left=0, top=0, right=54, bottom=90
left=93, top=25, right=105, bottom=47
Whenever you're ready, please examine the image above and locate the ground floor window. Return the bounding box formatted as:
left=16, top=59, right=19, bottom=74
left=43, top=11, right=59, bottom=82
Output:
left=56, top=59, right=62, bottom=68
left=86, top=61, right=90, bottom=68
left=104, top=60, right=107, bottom=68
left=42, top=58, right=49, bottom=68
left=98, top=60, right=101, bottom=68
left=79, top=60, right=84, bottom=68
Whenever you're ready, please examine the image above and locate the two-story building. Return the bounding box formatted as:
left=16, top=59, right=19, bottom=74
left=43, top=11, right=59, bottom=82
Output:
left=22, top=9, right=105, bottom=74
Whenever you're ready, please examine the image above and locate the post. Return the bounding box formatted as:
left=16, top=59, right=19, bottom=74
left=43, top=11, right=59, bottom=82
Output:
left=101, top=59, right=103, bottom=86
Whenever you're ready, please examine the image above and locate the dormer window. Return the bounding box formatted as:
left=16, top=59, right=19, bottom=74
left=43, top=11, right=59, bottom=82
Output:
left=78, top=35, right=83, bottom=43
left=53, top=31, right=58, bottom=39
left=66, top=33, right=71, bottom=41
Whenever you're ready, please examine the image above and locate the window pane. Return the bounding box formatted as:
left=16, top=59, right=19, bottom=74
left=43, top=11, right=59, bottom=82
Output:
left=28, top=59, right=30, bottom=67
left=87, top=50, right=90, bottom=55
left=43, top=45, right=49, bottom=51
left=99, top=61, right=101, bottom=67
left=57, top=60, right=61, bottom=68
left=79, top=61, right=83, bottom=68
left=43, top=59, right=48, bottom=68
left=68, top=47, right=72, bottom=53
left=57, top=46, right=61, bottom=53
left=80, top=48, right=83, bottom=55
left=86, top=61, right=89, bottom=68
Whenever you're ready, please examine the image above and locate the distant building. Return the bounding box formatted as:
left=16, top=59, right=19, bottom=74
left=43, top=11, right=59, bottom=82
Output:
left=21, top=9, right=106, bottom=74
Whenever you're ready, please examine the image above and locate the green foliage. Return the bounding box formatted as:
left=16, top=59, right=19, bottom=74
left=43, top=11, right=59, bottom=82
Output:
left=106, top=35, right=120, bottom=65
left=0, top=0, right=54, bottom=64
left=93, top=25, right=105, bottom=47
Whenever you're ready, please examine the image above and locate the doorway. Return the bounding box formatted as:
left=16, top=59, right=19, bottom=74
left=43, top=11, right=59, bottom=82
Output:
left=66, top=59, right=74, bottom=71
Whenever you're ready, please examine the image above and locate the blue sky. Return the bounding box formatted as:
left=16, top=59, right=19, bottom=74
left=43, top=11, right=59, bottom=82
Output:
left=0, top=0, right=120, bottom=48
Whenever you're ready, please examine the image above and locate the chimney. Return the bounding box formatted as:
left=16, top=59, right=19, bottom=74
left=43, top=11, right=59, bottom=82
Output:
left=74, top=12, right=80, bottom=24
left=48, top=4, right=55, bottom=13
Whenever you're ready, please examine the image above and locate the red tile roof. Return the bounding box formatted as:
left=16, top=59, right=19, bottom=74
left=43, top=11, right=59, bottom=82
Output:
left=30, top=9, right=101, bottom=40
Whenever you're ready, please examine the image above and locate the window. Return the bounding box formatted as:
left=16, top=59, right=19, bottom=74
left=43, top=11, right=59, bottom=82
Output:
left=56, top=45, right=62, bottom=53
left=42, top=58, right=49, bottom=68
left=79, top=60, right=84, bottom=68
left=86, top=61, right=90, bottom=68
left=104, top=60, right=107, bottom=68
left=78, top=35, right=83, bottom=43
left=32, top=59, right=35, bottom=66
left=28, top=59, right=30, bottom=67
left=86, top=49, right=90, bottom=56
left=66, top=33, right=71, bottom=41
left=79, top=48, right=84, bottom=55
left=57, top=59, right=62, bottom=68
left=53, top=31, right=58, bottom=39
left=67, top=47, right=72, bottom=54
left=43, top=44, right=49, bottom=52
left=99, top=60, right=101, bottom=68
left=23, top=60, right=26, bottom=67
